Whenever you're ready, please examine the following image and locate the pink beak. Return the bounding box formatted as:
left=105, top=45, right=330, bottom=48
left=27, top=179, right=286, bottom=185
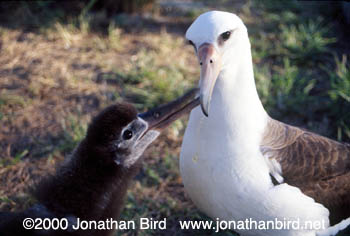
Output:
left=198, top=43, right=222, bottom=117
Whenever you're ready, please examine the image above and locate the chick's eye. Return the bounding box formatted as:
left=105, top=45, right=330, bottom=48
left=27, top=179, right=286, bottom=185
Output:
left=122, top=129, right=133, bottom=140
left=221, top=31, right=231, bottom=41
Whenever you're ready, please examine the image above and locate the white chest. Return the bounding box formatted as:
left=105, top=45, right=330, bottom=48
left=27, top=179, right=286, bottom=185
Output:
left=179, top=107, right=329, bottom=236
left=179, top=104, right=272, bottom=219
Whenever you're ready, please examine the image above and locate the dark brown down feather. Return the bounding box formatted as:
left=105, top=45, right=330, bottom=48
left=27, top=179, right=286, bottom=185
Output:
left=0, top=103, right=141, bottom=236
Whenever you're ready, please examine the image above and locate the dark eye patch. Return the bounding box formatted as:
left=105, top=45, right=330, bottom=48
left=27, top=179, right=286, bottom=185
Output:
left=217, top=30, right=234, bottom=46
left=221, top=31, right=231, bottom=41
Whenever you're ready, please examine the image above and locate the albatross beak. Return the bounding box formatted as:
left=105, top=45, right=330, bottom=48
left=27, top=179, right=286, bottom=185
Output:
left=198, top=43, right=222, bottom=117
left=138, top=88, right=200, bottom=132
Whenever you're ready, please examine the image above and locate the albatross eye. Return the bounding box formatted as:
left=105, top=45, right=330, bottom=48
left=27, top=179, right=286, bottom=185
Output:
left=221, top=31, right=231, bottom=41
left=122, top=129, right=133, bottom=140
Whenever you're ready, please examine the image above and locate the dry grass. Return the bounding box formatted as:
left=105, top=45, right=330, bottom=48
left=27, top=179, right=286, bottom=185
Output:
left=0, top=7, right=204, bottom=235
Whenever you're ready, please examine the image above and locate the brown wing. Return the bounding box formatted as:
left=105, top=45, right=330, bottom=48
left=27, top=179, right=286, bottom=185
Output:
left=261, top=117, right=350, bottom=225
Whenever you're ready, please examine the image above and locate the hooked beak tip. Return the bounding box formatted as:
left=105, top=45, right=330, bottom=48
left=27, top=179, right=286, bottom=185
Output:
left=201, top=106, right=209, bottom=117
left=200, top=95, right=209, bottom=117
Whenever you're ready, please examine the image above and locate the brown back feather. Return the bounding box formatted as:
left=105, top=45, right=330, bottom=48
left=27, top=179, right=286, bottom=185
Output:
left=261, top=117, right=350, bottom=224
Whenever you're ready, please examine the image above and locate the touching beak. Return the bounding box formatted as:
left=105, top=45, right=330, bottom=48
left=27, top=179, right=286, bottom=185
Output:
left=198, top=43, right=222, bottom=117
left=138, top=88, right=200, bottom=132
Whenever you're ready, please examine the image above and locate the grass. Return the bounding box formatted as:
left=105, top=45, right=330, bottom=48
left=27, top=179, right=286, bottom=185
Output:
left=58, top=114, right=88, bottom=154
left=327, top=55, right=350, bottom=141
left=0, top=92, right=28, bottom=111
left=0, top=149, right=29, bottom=167
left=329, top=56, right=350, bottom=103
left=251, top=0, right=349, bottom=141
left=279, top=18, right=336, bottom=63
left=0, top=0, right=349, bottom=235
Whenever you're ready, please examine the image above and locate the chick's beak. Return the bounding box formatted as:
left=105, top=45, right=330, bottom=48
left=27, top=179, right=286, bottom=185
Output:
left=138, top=88, right=199, bottom=132
left=198, top=43, right=222, bottom=117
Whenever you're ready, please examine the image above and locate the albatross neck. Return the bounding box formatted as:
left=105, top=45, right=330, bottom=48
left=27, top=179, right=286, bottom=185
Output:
left=209, top=48, right=268, bottom=148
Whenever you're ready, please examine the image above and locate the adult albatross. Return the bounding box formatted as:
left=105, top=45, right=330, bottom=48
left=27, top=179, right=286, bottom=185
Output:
left=180, top=11, right=350, bottom=236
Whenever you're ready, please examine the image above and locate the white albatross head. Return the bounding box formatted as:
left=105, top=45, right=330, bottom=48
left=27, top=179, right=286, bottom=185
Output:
left=186, top=11, right=250, bottom=116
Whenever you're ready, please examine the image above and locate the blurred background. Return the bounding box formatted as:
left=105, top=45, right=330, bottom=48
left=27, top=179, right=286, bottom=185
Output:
left=0, top=0, right=349, bottom=235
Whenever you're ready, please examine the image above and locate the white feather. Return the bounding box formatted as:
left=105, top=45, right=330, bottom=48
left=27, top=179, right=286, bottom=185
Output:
left=180, top=11, right=331, bottom=236
left=317, top=218, right=350, bottom=236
